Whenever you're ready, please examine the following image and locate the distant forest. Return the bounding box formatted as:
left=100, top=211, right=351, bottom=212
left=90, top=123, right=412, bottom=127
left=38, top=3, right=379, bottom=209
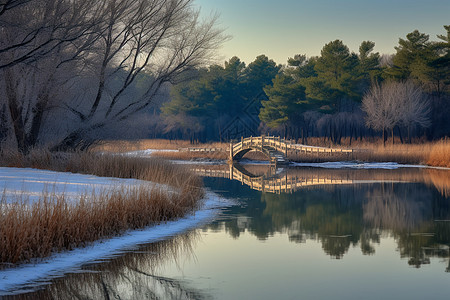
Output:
left=0, top=0, right=448, bottom=151
left=159, top=26, right=450, bottom=144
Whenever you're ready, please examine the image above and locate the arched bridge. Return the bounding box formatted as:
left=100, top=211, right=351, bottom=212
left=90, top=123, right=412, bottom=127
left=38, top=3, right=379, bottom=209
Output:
left=230, top=135, right=353, bottom=165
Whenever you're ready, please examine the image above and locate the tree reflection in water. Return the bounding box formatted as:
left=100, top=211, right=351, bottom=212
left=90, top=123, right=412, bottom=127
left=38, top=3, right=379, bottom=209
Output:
left=9, top=231, right=210, bottom=300
left=202, top=165, right=450, bottom=268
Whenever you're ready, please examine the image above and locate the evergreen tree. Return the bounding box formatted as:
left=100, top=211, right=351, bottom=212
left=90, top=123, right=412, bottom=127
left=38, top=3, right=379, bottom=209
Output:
left=259, top=74, right=306, bottom=133
left=386, top=30, right=432, bottom=80
left=358, top=41, right=382, bottom=88
left=243, top=55, right=281, bottom=99
left=314, top=40, right=361, bottom=103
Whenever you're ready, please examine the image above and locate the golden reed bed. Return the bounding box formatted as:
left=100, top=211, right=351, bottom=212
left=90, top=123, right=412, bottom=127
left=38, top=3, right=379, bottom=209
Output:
left=0, top=149, right=203, bottom=266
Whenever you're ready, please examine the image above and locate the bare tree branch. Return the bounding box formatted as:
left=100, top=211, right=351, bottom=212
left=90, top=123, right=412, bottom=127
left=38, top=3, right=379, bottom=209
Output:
left=362, top=80, right=431, bottom=144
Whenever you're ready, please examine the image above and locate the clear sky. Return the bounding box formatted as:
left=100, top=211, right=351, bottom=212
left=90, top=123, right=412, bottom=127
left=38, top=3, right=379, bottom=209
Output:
left=195, top=0, right=450, bottom=65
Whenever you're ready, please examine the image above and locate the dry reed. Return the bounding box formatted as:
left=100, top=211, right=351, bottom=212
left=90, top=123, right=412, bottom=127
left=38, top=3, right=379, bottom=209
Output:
left=92, top=139, right=227, bottom=153
left=0, top=185, right=198, bottom=266
left=0, top=149, right=204, bottom=266
left=427, top=140, right=450, bottom=168
left=152, top=150, right=228, bottom=161
left=299, top=137, right=450, bottom=167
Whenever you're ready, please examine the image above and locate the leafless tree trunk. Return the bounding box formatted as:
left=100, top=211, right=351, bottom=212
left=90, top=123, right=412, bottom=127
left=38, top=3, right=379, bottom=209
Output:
left=0, top=0, right=105, bottom=152
left=362, top=80, right=430, bottom=146
left=0, top=0, right=30, bottom=17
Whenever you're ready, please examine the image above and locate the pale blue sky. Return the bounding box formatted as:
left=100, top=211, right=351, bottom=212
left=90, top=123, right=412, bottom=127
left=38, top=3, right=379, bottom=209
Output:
left=195, top=0, right=450, bottom=64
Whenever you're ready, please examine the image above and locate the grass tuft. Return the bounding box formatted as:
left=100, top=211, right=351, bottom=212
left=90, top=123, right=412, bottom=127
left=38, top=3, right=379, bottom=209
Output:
left=427, top=140, right=450, bottom=168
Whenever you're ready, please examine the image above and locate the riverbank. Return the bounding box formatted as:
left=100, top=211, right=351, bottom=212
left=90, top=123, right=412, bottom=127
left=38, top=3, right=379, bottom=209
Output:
left=0, top=149, right=204, bottom=266
left=0, top=190, right=230, bottom=295
left=95, top=138, right=450, bottom=168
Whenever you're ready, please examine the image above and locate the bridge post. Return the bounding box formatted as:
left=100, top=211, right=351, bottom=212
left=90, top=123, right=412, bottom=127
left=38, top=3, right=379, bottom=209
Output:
left=229, top=142, right=233, bottom=161
left=285, top=139, right=288, bottom=157
left=261, top=134, right=264, bottom=151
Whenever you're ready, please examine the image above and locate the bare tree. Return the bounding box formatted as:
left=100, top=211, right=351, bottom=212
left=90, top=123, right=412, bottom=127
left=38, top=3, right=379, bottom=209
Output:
left=397, top=81, right=431, bottom=142
left=0, top=0, right=104, bottom=69
left=0, top=0, right=105, bottom=151
left=0, top=0, right=226, bottom=152
left=53, top=0, right=226, bottom=150
left=0, top=0, right=30, bottom=17
left=362, top=80, right=430, bottom=145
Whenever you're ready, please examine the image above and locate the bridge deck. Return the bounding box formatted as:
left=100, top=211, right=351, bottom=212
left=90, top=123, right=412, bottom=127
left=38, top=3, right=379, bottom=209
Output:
left=230, top=135, right=353, bottom=164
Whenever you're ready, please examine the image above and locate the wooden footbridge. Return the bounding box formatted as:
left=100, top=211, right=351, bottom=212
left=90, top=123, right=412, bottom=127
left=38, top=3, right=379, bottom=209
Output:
left=230, top=135, right=353, bottom=165
left=194, top=164, right=354, bottom=194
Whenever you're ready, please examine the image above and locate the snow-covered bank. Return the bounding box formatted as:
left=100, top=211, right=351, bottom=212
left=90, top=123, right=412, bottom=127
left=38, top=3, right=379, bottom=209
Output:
left=0, top=166, right=234, bottom=294
left=171, top=159, right=227, bottom=165
left=122, top=148, right=179, bottom=157
left=0, top=191, right=232, bottom=295
left=121, top=148, right=227, bottom=165
left=289, top=161, right=427, bottom=169
left=0, top=167, right=150, bottom=204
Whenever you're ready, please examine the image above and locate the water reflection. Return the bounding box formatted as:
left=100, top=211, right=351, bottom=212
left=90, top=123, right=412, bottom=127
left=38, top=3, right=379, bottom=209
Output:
left=6, top=232, right=210, bottom=300
left=201, top=164, right=450, bottom=268
left=5, top=165, right=450, bottom=298
left=195, top=163, right=450, bottom=196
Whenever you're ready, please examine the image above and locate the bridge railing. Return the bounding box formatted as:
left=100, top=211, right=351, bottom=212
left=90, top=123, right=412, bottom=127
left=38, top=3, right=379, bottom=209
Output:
left=232, top=135, right=353, bottom=156
left=233, top=135, right=286, bottom=152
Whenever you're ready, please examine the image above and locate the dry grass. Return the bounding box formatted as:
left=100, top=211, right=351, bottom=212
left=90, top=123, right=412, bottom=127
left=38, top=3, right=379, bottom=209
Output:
left=354, top=140, right=450, bottom=167
left=294, top=137, right=450, bottom=167
left=287, top=151, right=352, bottom=163
left=0, top=148, right=202, bottom=188
left=93, top=139, right=227, bottom=153
left=0, top=149, right=203, bottom=266
left=152, top=150, right=228, bottom=161
left=427, top=140, right=450, bottom=168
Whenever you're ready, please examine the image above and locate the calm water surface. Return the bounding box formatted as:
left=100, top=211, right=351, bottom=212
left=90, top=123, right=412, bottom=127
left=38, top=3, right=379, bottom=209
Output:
left=6, top=165, right=450, bottom=299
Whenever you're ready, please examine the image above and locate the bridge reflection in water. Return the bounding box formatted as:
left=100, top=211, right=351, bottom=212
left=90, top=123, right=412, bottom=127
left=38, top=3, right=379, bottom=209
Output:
left=194, top=163, right=355, bottom=194
left=193, top=163, right=450, bottom=196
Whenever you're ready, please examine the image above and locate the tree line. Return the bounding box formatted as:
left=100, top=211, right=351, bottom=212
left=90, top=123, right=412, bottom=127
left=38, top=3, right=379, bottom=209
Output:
left=163, top=26, right=450, bottom=144
left=0, top=1, right=448, bottom=151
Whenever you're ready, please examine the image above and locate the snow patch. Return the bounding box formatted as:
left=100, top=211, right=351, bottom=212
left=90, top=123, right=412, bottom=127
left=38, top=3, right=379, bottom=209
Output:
left=122, top=149, right=178, bottom=157
left=0, top=191, right=233, bottom=295
left=289, top=161, right=426, bottom=169
left=0, top=167, right=152, bottom=204
left=171, top=159, right=227, bottom=165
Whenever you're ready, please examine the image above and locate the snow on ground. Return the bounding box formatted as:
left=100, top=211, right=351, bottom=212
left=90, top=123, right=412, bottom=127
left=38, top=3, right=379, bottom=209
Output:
left=122, top=148, right=178, bottom=157
left=289, top=161, right=427, bottom=169
left=121, top=148, right=227, bottom=165
left=171, top=159, right=226, bottom=165
left=0, top=167, right=152, bottom=204
left=0, top=166, right=234, bottom=295
left=0, top=191, right=232, bottom=295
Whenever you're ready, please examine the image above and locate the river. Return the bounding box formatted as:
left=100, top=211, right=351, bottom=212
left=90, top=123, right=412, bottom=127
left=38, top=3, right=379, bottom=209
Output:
left=3, top=163, right=450, bottom=299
